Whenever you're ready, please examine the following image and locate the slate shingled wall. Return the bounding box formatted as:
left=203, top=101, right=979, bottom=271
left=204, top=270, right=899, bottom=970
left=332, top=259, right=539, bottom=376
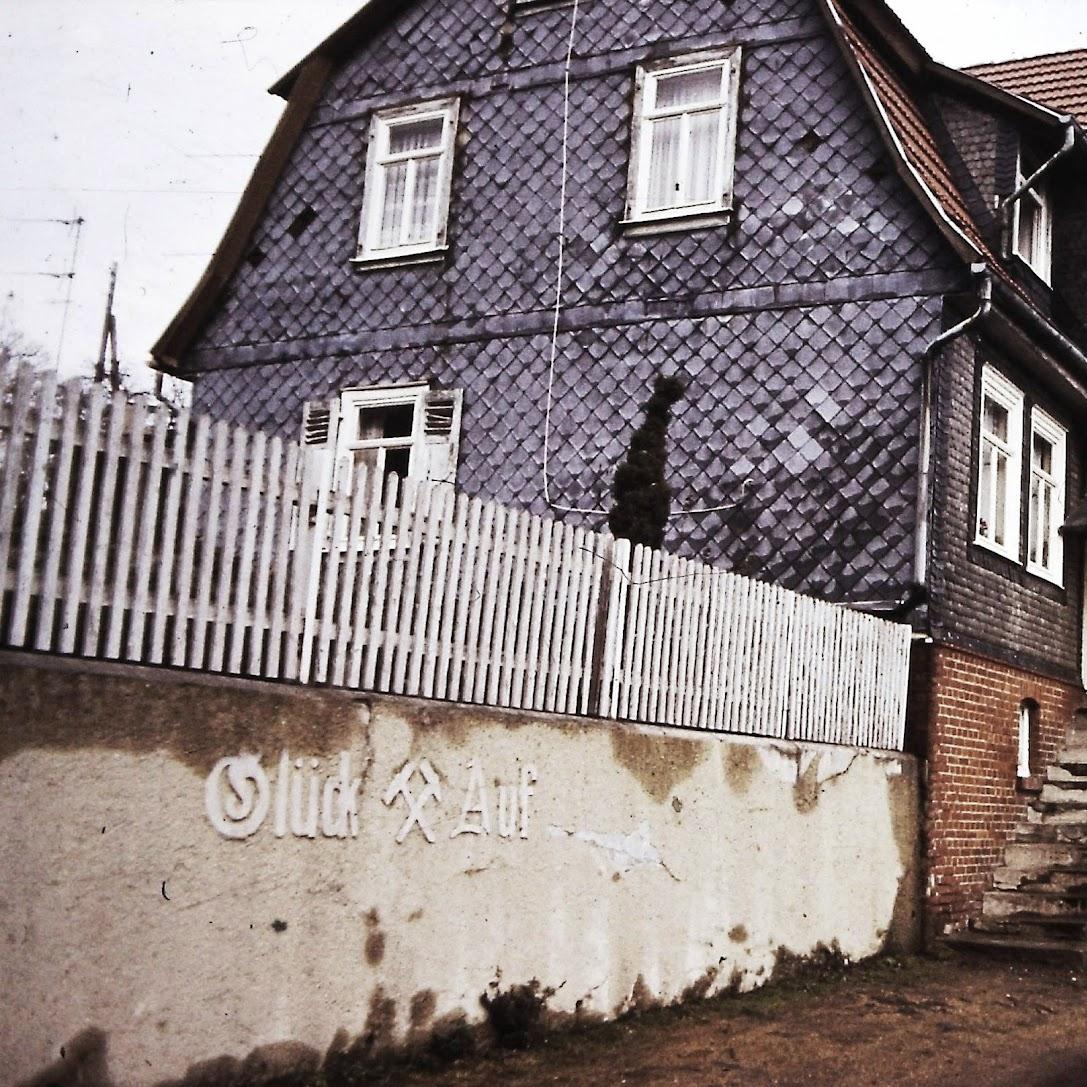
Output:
left=184, top=0, right=964, bottom=603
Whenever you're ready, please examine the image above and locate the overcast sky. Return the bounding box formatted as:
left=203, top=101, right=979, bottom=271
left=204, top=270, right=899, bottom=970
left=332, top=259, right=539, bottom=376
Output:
left=2, top=1, right=1086, bottom=389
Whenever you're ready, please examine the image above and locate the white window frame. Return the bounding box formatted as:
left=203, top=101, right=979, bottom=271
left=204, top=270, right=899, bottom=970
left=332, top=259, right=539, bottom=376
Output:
left=1017, top=700, right=1037, bottom=780
left=624, top=47, right=742, bottom=230
left=975, top=366, right=1024, bottom=561
left=355, top=97, right=459, bottom=266
left=334, top=382, right=429, bottom=492
left=1010, top=159, right=1053, bottom=285
left=1026, top=406, right=1066, bottom=584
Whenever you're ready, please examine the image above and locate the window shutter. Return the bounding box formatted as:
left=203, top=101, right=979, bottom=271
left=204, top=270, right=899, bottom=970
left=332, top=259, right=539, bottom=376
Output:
left=299, top=397, right=340, bottom=492
left=301, top=398, right=339, bottom=447
left=419, top=388, right=462, bottom=485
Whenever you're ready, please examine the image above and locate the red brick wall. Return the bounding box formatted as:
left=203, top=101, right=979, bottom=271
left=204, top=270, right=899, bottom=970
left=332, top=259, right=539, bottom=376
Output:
left=923, top=644, right=1083, bottom=935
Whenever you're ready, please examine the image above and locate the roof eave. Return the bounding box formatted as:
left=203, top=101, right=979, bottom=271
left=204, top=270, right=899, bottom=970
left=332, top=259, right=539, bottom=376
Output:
left=817, top=0, right=984, bottom=273
left=929, top=61, right=1086, bottom=143
left=269, top=0, right=398, bottom=99
left=151, top=55, right=336, bottom=374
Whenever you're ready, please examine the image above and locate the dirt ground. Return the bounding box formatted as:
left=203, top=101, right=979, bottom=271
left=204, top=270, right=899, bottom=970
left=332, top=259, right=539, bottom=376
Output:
left=372, top=950, right=1087, bottom=1087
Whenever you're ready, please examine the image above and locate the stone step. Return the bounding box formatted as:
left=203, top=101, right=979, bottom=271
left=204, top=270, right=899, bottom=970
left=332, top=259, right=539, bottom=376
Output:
left=1025, top=805, right=1087, bottom=826
left=943, top=929, right=1087, bottom=965
left=992, top=867, right=1087, bottom=893
left=1036, top=784, right=1087, bottom=808
left=1057, top=749, right=1087, bottom=772
left=1045, top=765, right=1087, bottom=787
left=1004, top=842, right=1087, bottom=868
left=1010, top=823, right=1087, bottom=844
left=983, top=890, right=1087, bottom=922
left=974, top=915, right=1087, bottom=942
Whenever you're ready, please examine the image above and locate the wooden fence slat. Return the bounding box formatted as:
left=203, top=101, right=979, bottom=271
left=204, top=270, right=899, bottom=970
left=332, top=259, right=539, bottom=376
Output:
left=170, top=415, right=211, bottom=667
left=544, top=521, right=575, bottom=713
left=485, top=504, right=521, bottom=707
left=294, top=447, right=333, bottom=683
left=535, top=520, right=566, bottom=712
left=498, top=509, right=532, bottom=707
left=361, top=474, right=400, bottom=691
left=447, top=496, right=484, bottom=701
left=522, top=515, right=554, bottom=711
left=329, top=462, right=371, bottom=687
left=208, top=427, right=248, bottom=673
left=265, top=442, right=300, bottom=679
left=10, top=370, right=58, bottom=645
left=0, top=366, right=36, bottom=623
left=597, top=536, right=630, bottom=720
left=125, top=410, right=169, bottom=661
left=389, top=479, right=430, bottom=694
left=105, top=397, right=149, bottom=658
left=188, top=421, right=229, bottom=670
left=315, top=481, right=351, bottom=684
left=348, top=470, right=389, bottom=690
left=458, top=497, right=494, bottom=703
left=228, top=430, right=266, bottom=674
left=380, top=477, right=420, bottom=692
left=473, top=502, right=507, bottom=704
left=82, top=392, right=128, bottom=657
left=433, top=492, right=470, bottom=700
left=246, top=436, right=284, bottom=677
left=406, top=482, right=448, bottom=697
left=414, top=485, right=454, bottom=698
left=35, top=381, right=81, bottom=650
left=149, top=412, right=190, bottom=664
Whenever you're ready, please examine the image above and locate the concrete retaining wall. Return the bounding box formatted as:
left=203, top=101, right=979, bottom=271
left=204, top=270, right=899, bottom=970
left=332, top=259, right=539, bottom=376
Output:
left=0, top=652, right=920, bottom=1086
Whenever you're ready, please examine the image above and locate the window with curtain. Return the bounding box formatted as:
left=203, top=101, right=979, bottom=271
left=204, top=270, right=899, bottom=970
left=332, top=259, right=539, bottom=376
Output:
left=626, top=48, right=742, bottom=227
left=356, top=98, right=459, bottom=263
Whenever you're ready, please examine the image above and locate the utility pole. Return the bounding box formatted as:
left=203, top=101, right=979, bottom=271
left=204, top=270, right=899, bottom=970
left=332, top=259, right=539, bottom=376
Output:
left=95, top=262, right=119, bottom=389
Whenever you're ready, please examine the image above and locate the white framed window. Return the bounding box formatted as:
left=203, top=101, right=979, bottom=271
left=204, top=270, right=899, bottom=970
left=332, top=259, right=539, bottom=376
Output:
left=624, top=47, right=742, bottom=228
left=975, top=366, right=1024, bottom=560
left=301, top=381, right=463, bottom=494
left=1017, top=700, right=1038, bottom=780
left=1026, top=406, right=1066, bottom=584
left=355, top=98, right=459, bottom=265
left=1011, top=161, right=1053, bottom=285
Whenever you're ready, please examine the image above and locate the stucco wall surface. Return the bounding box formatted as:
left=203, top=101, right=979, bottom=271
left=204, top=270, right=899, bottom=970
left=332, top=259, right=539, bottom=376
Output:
left=0, top=653, right=919, bottom=1087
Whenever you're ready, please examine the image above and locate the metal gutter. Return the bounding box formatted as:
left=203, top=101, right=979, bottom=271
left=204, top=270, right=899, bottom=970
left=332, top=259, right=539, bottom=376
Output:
left=1001, top=119, right=1076, bottom=211
left=913, top=265, right=993, bottom=587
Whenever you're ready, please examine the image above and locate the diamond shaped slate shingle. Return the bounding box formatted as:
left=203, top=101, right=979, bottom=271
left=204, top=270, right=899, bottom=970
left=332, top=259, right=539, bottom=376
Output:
left=186, top=0, right=968, bottom=606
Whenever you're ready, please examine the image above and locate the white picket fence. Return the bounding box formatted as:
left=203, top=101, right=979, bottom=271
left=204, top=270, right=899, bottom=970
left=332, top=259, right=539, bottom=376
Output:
left=0, top=367, right=911, bottom=749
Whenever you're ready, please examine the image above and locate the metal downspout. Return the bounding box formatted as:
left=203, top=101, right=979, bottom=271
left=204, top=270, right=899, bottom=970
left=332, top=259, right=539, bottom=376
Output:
left=914, top=265, right=993, bottom=587
left=1000, top=119, right=1076, bottom=215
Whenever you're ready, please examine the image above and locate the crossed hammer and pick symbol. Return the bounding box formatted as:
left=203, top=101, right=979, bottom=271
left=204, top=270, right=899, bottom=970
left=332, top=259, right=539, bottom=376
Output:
left=382, top=758, right=442, bottom=843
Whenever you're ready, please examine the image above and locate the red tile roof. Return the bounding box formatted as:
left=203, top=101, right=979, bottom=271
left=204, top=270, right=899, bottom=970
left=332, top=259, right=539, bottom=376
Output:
left=828, top=0, right=1006, bottom=276
left=967, top=49, right=1087, bottom=126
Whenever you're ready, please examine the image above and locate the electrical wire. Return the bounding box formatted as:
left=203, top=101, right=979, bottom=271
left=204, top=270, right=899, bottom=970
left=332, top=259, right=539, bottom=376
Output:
left=539, top=3, right=751, bottom=521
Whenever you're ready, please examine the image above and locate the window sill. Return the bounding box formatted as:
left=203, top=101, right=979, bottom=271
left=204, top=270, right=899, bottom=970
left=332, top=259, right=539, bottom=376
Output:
left=972, top=535, right=1020, bottom=564
left=1025, top=561, right=1064, bottom=588
left=1016, top=773, right=1043, bottom=795
left=1007, top=253, right=1053, bottom=291
left=513, top=0, right=583, bottom=12
left=620, top=209, right=732, bottom=238
left=350, top=247, right=447, bottom=272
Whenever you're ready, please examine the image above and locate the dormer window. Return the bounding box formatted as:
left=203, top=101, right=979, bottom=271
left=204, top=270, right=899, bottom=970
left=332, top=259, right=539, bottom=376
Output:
left=1011, top=162, right=1052, bottom=285
left=355, top=98, right=459, bottom=267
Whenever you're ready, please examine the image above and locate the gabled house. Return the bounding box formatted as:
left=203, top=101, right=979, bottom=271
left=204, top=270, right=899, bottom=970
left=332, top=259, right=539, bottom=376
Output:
left=152, top=0, right=1087, bottom=936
